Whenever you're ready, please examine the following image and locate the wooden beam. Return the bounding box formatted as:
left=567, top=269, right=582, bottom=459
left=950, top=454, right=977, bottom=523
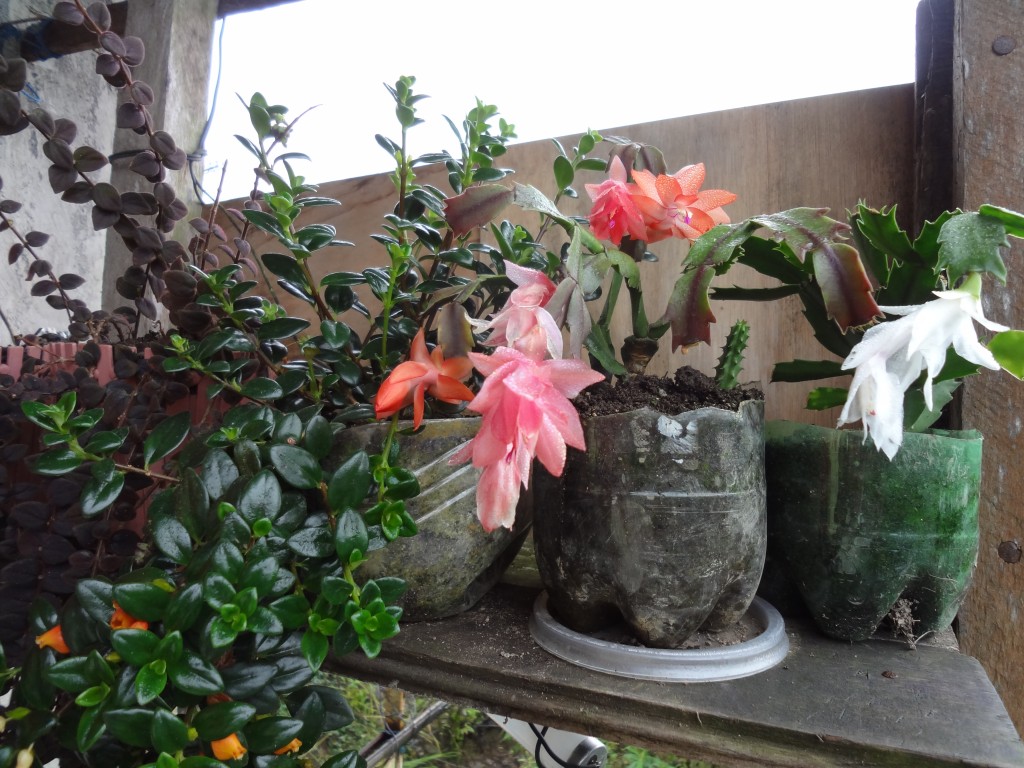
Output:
left=216, top=0, right=303, bottom=16
left=949, top=0, right=1024, bottom=737
left=329, top=585, right=1024, bottom=768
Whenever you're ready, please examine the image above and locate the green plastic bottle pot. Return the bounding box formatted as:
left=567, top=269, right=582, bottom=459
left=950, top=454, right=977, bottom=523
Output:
left=764, top=421, right=982, bottom=642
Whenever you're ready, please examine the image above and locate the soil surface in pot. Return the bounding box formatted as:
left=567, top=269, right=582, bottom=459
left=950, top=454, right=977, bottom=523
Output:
left=574, top=366, right=763, bottom=419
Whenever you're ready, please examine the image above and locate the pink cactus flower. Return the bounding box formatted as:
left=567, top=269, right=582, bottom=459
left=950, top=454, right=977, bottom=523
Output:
left=470, top=262, right=564, bottom=359
left=452, top=332, right=604, bottom=531
left=585, top=156, right=648, bottom=246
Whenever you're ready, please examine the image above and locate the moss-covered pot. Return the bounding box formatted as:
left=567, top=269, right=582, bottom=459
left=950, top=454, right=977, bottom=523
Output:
left=533, top=400, right=766, bottom=648
left=764, top=421, right=982, bottom=641
left=331, top=417, right=531, bottom=621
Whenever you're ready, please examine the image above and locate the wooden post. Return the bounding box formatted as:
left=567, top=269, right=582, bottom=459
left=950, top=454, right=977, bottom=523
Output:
left=948, top=0, right=1024, bottom=735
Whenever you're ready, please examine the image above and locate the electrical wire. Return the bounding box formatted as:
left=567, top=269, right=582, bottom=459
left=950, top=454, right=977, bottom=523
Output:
left=530, top=722, right=576, bottom=768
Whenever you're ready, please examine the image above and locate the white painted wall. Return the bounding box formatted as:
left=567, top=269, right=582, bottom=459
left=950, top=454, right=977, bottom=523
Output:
left=0, top=1, right=116, bottom=344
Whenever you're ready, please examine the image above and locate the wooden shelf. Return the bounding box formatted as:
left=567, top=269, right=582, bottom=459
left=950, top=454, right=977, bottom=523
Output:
left=327, top=584, right=1024, bottom=768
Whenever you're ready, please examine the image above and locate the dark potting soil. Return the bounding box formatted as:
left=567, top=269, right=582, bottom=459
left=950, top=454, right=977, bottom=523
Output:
left=574, top=366, right=764, bottom=419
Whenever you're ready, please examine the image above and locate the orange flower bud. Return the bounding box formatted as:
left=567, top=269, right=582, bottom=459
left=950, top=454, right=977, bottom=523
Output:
left=109, top=602, right=149, bottom=631
left=35, top=625, right=70, bottom=654
left=211, top=733, right=247, bottom=761
left=274, top=737, right=302, bottom=755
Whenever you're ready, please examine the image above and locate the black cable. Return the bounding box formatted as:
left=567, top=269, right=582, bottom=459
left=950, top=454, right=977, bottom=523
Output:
left=529, top=722, right=576, bottom=768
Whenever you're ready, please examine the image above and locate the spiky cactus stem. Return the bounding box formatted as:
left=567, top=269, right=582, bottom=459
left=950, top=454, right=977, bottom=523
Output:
left=715, top=320, right=750, bottom=389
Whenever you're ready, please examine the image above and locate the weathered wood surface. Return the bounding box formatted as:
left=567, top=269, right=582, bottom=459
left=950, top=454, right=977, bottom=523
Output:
left=327, top=585, right=1024, bottom=768
left=948, top=0, right=1024, bottom=736
left=218, top=84, right=915, bottom=426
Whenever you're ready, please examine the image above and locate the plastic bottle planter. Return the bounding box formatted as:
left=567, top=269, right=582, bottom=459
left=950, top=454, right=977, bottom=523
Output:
left=533, top=400, right=767, bottom=649
left=764, top=421, right=982, bottom=642
left=331, top=417, right=532, bottom=621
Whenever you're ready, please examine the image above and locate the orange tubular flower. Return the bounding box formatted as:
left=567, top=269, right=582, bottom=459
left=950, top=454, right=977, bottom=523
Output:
left=109, top=602, right=149, bottom=631
left=374, top=328, right=475, bottom=428
left=274, top=738, right=302, bottom=755
left=211, top=733, right=247, bottom=761
left=35, top=625, right=70, bottom=654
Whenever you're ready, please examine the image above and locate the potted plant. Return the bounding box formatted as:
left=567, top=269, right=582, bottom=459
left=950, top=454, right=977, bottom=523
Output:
left=679, top=201, right=1024, bottom=641
left=0, top=1, right=604, bottom=763
left=448, top=147, right=865, bottom=651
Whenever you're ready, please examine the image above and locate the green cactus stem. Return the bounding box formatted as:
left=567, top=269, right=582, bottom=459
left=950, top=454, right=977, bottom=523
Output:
left=715, top=319, right=750, bottom=390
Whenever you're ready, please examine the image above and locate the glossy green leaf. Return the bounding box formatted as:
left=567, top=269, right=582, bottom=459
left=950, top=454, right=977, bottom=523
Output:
left=268, top=444, right=322, bottom=489
left=301, top=631, right=329, bottom=673
left=373, top=577, right=408, bottom=605
left=247, top=606, right=284, bottom=636
left=243, top=208, right=287, bottom=239
left=382, top=467, right=419, bottom=501
left=46, top=656, right=94, bottom=693
left=84, top=427, right=129, bottom=454
left=269, top=594, right=311, bottom=630
left=243, top=715, right=303, bottom=755
left=326, top=451, right=371, bottom=511
left=322, top=750, right=366, bottom=768
left=32, top=447, right=83, bottom=476
left=303, top=415, right=333, bottom=459
left=164, top=583, right=204, bottom=633
left=151, top=708, right=190, bottom=756
left=553, top=155, right=574, bottom=190
left=238, top=469, right=283, bottom=524
left=111, top=628, right=160, bottom=667
left=151, top=516, right=192, bottom=564
left=135, top=660, right=168, bottom=705
left=258, top=316, right=311, bottom=341
left=295, top=685, right=355, bottom=732
left=200, top=449, right=240, bottom=500
left=143, top=411, right=192, bottom=467
left=104, top=708, right=156, bottom=748
left=334, top=510, right=368, bottom=564
left=75, top=682, right=111, bottom=708
left=77, top=704, right=108, bottom=752
left=194, top=701, right=258, bottom=741
left=80, top=458, right=125, bottom=516
left=240, top=376, right=284, bottom=401
left=112, top=582, right=170, bottom=622
left=76, top=579, right=114, bottom=624
left=262, top=251, right=308, bottom=284
left=168, top=651, right=224, bottom=696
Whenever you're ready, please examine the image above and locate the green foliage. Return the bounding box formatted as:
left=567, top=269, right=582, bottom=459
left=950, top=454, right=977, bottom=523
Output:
left=3, top=404, right=417, bottom=765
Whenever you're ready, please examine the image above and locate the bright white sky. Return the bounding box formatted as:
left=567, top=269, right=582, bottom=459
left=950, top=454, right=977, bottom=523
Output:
left=203, top=0, right=920, bottom=201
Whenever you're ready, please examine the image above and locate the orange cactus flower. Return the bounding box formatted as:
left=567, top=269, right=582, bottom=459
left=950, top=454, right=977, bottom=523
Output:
left=211, top=733, right=247, bottom=761
left=374, top=328, right=475, bottom=428
left=630, top=162, right=736, bottom=243
left=35, top=625, right=70, bottom=654
left=274, top=737, right=302, bottom=755
left=109, top=602, right=149, bottom=631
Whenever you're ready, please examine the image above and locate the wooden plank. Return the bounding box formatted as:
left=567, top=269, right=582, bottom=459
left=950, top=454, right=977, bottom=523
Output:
left=327, top=585, right=1024, bottom=768
left=217, top=85, right=915, bottom=426
left=948, top=0, right=1024, bottom=736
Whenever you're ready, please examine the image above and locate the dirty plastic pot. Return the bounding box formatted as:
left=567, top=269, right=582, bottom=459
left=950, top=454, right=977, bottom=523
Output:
left=764, top=421, right=982, bottom=641
left=533, top=400, right=767, bottom=649
left=332, top=417, right=532, bottom=621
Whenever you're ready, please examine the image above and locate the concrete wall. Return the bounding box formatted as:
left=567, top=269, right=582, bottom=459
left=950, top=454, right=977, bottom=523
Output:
left=0, top=0, right=115, bottom=344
